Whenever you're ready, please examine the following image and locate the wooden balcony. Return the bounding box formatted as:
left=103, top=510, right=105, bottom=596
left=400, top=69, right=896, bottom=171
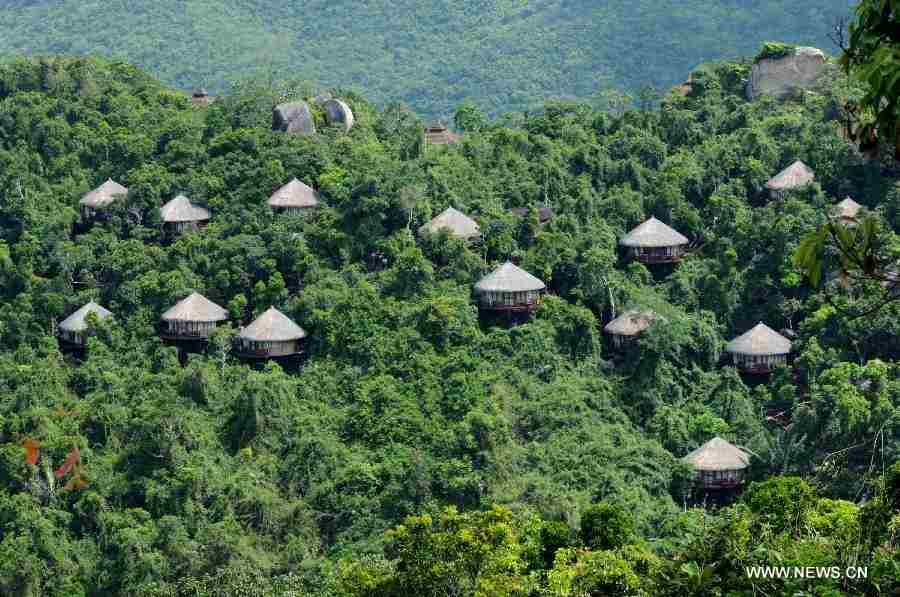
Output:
left=160, top=331, right=212, bottom=341
left=234, top=340, right=303, bottom=359
left=631, top=246, right=685, bottom=264
left=696, top=478, right=744, bottom=490
left=478, top=291, right=543, bottom=312
left=733, top=354, right=787, bottom=375
left=478, top=300, right=542, bottom=313
left=694, top=470, right=745, bottom=491
left=161, top=322, right=217, bottom=341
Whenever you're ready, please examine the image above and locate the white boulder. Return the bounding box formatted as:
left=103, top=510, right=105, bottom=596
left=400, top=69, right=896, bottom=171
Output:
left=746, top=47, right=827, bottom=100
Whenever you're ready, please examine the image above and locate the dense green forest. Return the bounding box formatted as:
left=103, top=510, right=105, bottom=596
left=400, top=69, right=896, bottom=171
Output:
left=0, top=0, right=855, bottom=116
left=2, top=19, right=900, bottom=597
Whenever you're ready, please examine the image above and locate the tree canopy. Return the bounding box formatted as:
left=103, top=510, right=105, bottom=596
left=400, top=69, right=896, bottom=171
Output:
left=0, top=0, right=854, bottom=117
left=0, top=50, right=897, bottom=595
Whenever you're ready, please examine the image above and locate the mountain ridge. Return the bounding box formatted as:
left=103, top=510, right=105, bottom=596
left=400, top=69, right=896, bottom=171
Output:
left=0, top=0, right=854, bottom=116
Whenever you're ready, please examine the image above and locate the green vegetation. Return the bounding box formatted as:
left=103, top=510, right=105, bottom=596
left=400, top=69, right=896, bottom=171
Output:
left=755, top=42, right=799, bottom=62
left=0, top=0, right=855, bottom=117
left=0, top=46, right=899, bottom=595
left=845, top=0, right=900, bottom=156
left=794, top=0, right=900, bottom=308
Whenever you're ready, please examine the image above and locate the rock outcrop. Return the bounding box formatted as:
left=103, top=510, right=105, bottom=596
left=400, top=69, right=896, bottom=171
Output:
left=273, top=101, right=316, bottom=136
left=313, top=91, right=334, bottom=104
left=746, top=47, right=827, bottom=100
left=323, top=98, right=355, bottom=132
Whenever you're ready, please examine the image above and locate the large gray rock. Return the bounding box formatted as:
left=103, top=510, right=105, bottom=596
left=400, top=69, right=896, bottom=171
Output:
left=746, top=47, right=828, bottom=100
left=273, top=101, right=316, bottom=136
left=323, top=98, right=355, bottom=132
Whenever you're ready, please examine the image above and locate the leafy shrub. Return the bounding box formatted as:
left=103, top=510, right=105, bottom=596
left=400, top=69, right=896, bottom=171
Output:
left=755, top=42, right=797, bottom=62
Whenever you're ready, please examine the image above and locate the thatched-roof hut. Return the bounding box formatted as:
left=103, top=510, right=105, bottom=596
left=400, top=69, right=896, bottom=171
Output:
left=79, top=179, right=128, bottom=222
left=235, top=307, right=306, bottom=358
left=620, top=217, right=689, bottom=263
left=161, top=292, right=227, bottom=340
left=604, top=311, right=656, bottom=348
left=58, top=301, right=112, bottom=346
left=418, top=207, right=481, bottom=242
left=765, top=160, right=814, bottom=197
left=510, top=206, right=554, bottom=226
left=475, top=262, right=545, bottom=312
left=191, top=88, right=213, bottom=107
left=726, top=322, right=791, bottom=373
left=684, top=437, right=751, bottom=490
left=425, top=122, right=461, bottom=145
left=268, top=179, right=321, bottom=215
left=834, top=197, right=862, bottom=226
left=160, top=195, right=211, bottom=236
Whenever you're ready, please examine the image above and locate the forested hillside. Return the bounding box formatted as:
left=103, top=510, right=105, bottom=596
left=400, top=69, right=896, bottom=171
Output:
left=0, top=47, right=899, bottom=595
left=0, top=0, right=854, bottom=116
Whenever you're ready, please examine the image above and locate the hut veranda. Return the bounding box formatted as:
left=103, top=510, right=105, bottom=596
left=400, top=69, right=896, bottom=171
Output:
left=424, top=122, right=462, bottom=145
left=79, top=179, right=128, bottom=223
left=160, top=195, right=211, bottom=237
left=268, top=179, right=321, bottom=215
left=235, top=307, right=307, bottom=359
left=619, top=217, right=689, bottom=264
left=765, top=159, right=815, bottom=199
left=58, top=301, right=113, bottom=347
left=726, top=323, right=792, bottom=374
left=683, top=437, right=752, bottom=498
left=418, top=207, right=481, bottom=242
left=475, top=262, right=546, bottom=312
left=161, top=292, right=228, bottom=340
left=604, top=311, right=657, bottom=349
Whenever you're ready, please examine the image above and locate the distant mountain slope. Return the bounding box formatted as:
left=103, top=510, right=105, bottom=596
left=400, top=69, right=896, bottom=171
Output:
left=0, top=0, right=854, bottom=116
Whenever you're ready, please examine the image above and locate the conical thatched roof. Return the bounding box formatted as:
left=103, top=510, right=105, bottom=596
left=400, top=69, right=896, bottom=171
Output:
left=684, top=437, right=751, bottom=471
left=475, top=262, right=545, bottom=293
left=425, top=122, right=461, bottom=145
left=835, top=197, right=861, bottom=221
left=191, top=88, right=213, bottom=106
left=79, top=179, right=128, bottom=208
left=162, top=292, right=227, bottom=323
left=418, top=207, right=481, bottom=240
left=620, top=217, right=689, bottom=248
left=604, top=311, right=657, bottom=336
left=59, top=301, right=112, bottom=332
left=726, top=322, right=791, bottom=356
left=239, top=307, right=306, bottom=342
left=160, top=195, right=211, bottom=223
left=765, top=160, right=815, bottom=191
left=268, top=179, right=320, bottom=209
